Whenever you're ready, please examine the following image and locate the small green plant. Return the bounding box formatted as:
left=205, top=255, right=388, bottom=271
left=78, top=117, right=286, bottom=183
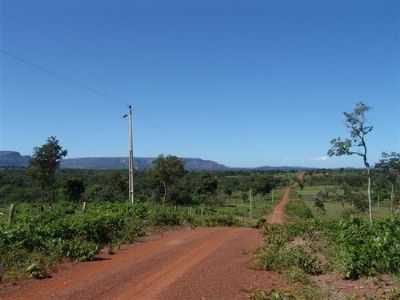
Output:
left=284, top=267, right=310, bottom=284
left=249, top=289, right=296, bottom=300
left=26, top=263, right=48, bottom=279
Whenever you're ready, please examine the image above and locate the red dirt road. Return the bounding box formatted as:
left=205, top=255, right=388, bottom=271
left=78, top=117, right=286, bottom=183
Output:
left=268, top=187, right=290, bottom=224
left=0, top=190, right=290, bottom=300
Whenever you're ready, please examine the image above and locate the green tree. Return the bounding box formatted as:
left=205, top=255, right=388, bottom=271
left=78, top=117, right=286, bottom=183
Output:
left=328, top=102, right=374, bottom=223
left=108, top=171, right=128, bottom=201
left=151, top=155, right=186, bottom=204
left=375, top=152, right=400, bottom=214
left=28, top=136, right=67, bottom=201
left=63, top=178, right=85, bottom=202
left=252, top=176, right=274, bottom=195
left=196, top=174, right=218, bottom=195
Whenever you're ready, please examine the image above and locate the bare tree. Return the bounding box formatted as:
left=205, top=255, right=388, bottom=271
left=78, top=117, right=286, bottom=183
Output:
left=328, top=102, right=373, bottom=223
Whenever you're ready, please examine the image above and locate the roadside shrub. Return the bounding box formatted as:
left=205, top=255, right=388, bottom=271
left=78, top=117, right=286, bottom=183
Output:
left=258, top=224, right=323, bottom=276
left=200, top=214, right=236, bottom=227
left=334, top=217, right=400, bottom=279
left=0, top=202, right=148, bottom=279
left=55, top=239, right=99, bottom=261
left=284, top=267, right=310, bottom=284
left=258, top=244, right=323, bottom=276
left=149, top=207, right=183, bottom=226
left=249, top=289, right=296, bottom=300
left=26, top=262, right=48, bottom=279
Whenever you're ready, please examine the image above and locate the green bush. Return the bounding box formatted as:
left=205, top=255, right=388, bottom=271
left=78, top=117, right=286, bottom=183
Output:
left=199, top=214, right=237, bottom=227
left=249, top=289, right=296, bottom=300
left=56, top=239, right=99, bottom=261
left=258, top=244, right=323, bottom=275
left=149, top=207, right=183, bottom=226
left=0, top=202, right=148, bottom=279
left=334, top=217, right=400, bottom=279
left=258, top=224, right=323, bottom=276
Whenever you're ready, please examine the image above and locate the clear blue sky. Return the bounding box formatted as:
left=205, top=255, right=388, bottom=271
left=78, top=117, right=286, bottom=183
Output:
left=1, top=1, right=399, bottom=168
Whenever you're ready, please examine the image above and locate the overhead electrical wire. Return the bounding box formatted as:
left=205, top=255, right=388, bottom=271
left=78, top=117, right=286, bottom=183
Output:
left=0, top=48, right=109, bottom=98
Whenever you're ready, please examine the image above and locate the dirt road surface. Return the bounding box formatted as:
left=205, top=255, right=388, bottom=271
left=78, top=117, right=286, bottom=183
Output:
left=0, top=189, right=290, bottom=300
left=268, top=187, right=290, bottom=224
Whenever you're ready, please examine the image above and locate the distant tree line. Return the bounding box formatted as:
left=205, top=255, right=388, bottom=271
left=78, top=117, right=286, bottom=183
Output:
left=0, top=137, right=288, bottom=206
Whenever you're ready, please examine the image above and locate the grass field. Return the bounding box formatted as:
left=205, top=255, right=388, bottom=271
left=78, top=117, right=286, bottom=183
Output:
left=297, top=185, right=393, bottom=221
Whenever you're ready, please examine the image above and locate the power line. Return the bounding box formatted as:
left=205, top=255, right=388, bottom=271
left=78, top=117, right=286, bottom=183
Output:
left=0, top=48, right=108, bottom=98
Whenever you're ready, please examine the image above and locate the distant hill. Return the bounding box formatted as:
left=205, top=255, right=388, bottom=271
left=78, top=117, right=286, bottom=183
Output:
left=0, top=151, right=315, bottom=171
left=254, top=166, right=314, bottom=171
left=61, top=156, right=228, bottom=171
left=0, top=151, right=31, bottom=168
left=0, top=151, right=229, bottom=171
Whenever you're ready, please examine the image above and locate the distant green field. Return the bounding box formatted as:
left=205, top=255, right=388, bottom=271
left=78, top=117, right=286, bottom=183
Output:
left=298, top=185, right=393, bottom=221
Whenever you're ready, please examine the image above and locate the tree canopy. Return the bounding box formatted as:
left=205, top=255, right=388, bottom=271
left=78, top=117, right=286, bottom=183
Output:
left=28, top=136, right=67, bottom=200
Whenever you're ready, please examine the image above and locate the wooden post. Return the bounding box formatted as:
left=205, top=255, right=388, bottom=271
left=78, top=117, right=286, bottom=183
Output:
left=249, top=189, right=253, bottom=218
left=8, top=203, right=16, bottom=226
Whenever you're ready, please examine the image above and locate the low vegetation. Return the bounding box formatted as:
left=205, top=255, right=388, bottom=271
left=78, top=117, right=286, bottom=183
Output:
left=0, top=188, right=277, bottom=281
left=254, top=179, right=400, bottom=299
left=334, top=217, right=400, bottom=279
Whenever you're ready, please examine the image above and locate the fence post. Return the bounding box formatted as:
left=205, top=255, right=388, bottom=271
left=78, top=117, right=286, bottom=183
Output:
left=249, top=189, right=253, bottom=218
left=8, top=203, right=16, bottom=226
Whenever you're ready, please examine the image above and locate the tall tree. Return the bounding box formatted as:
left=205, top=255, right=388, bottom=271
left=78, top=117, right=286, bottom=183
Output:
left=28, top=136, right=67, bottom=201
left=375, top=152, right=400, bottom=214
left=328, top=102, right=374, bottom=223
left=151, top=155, right=186, bottom=204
